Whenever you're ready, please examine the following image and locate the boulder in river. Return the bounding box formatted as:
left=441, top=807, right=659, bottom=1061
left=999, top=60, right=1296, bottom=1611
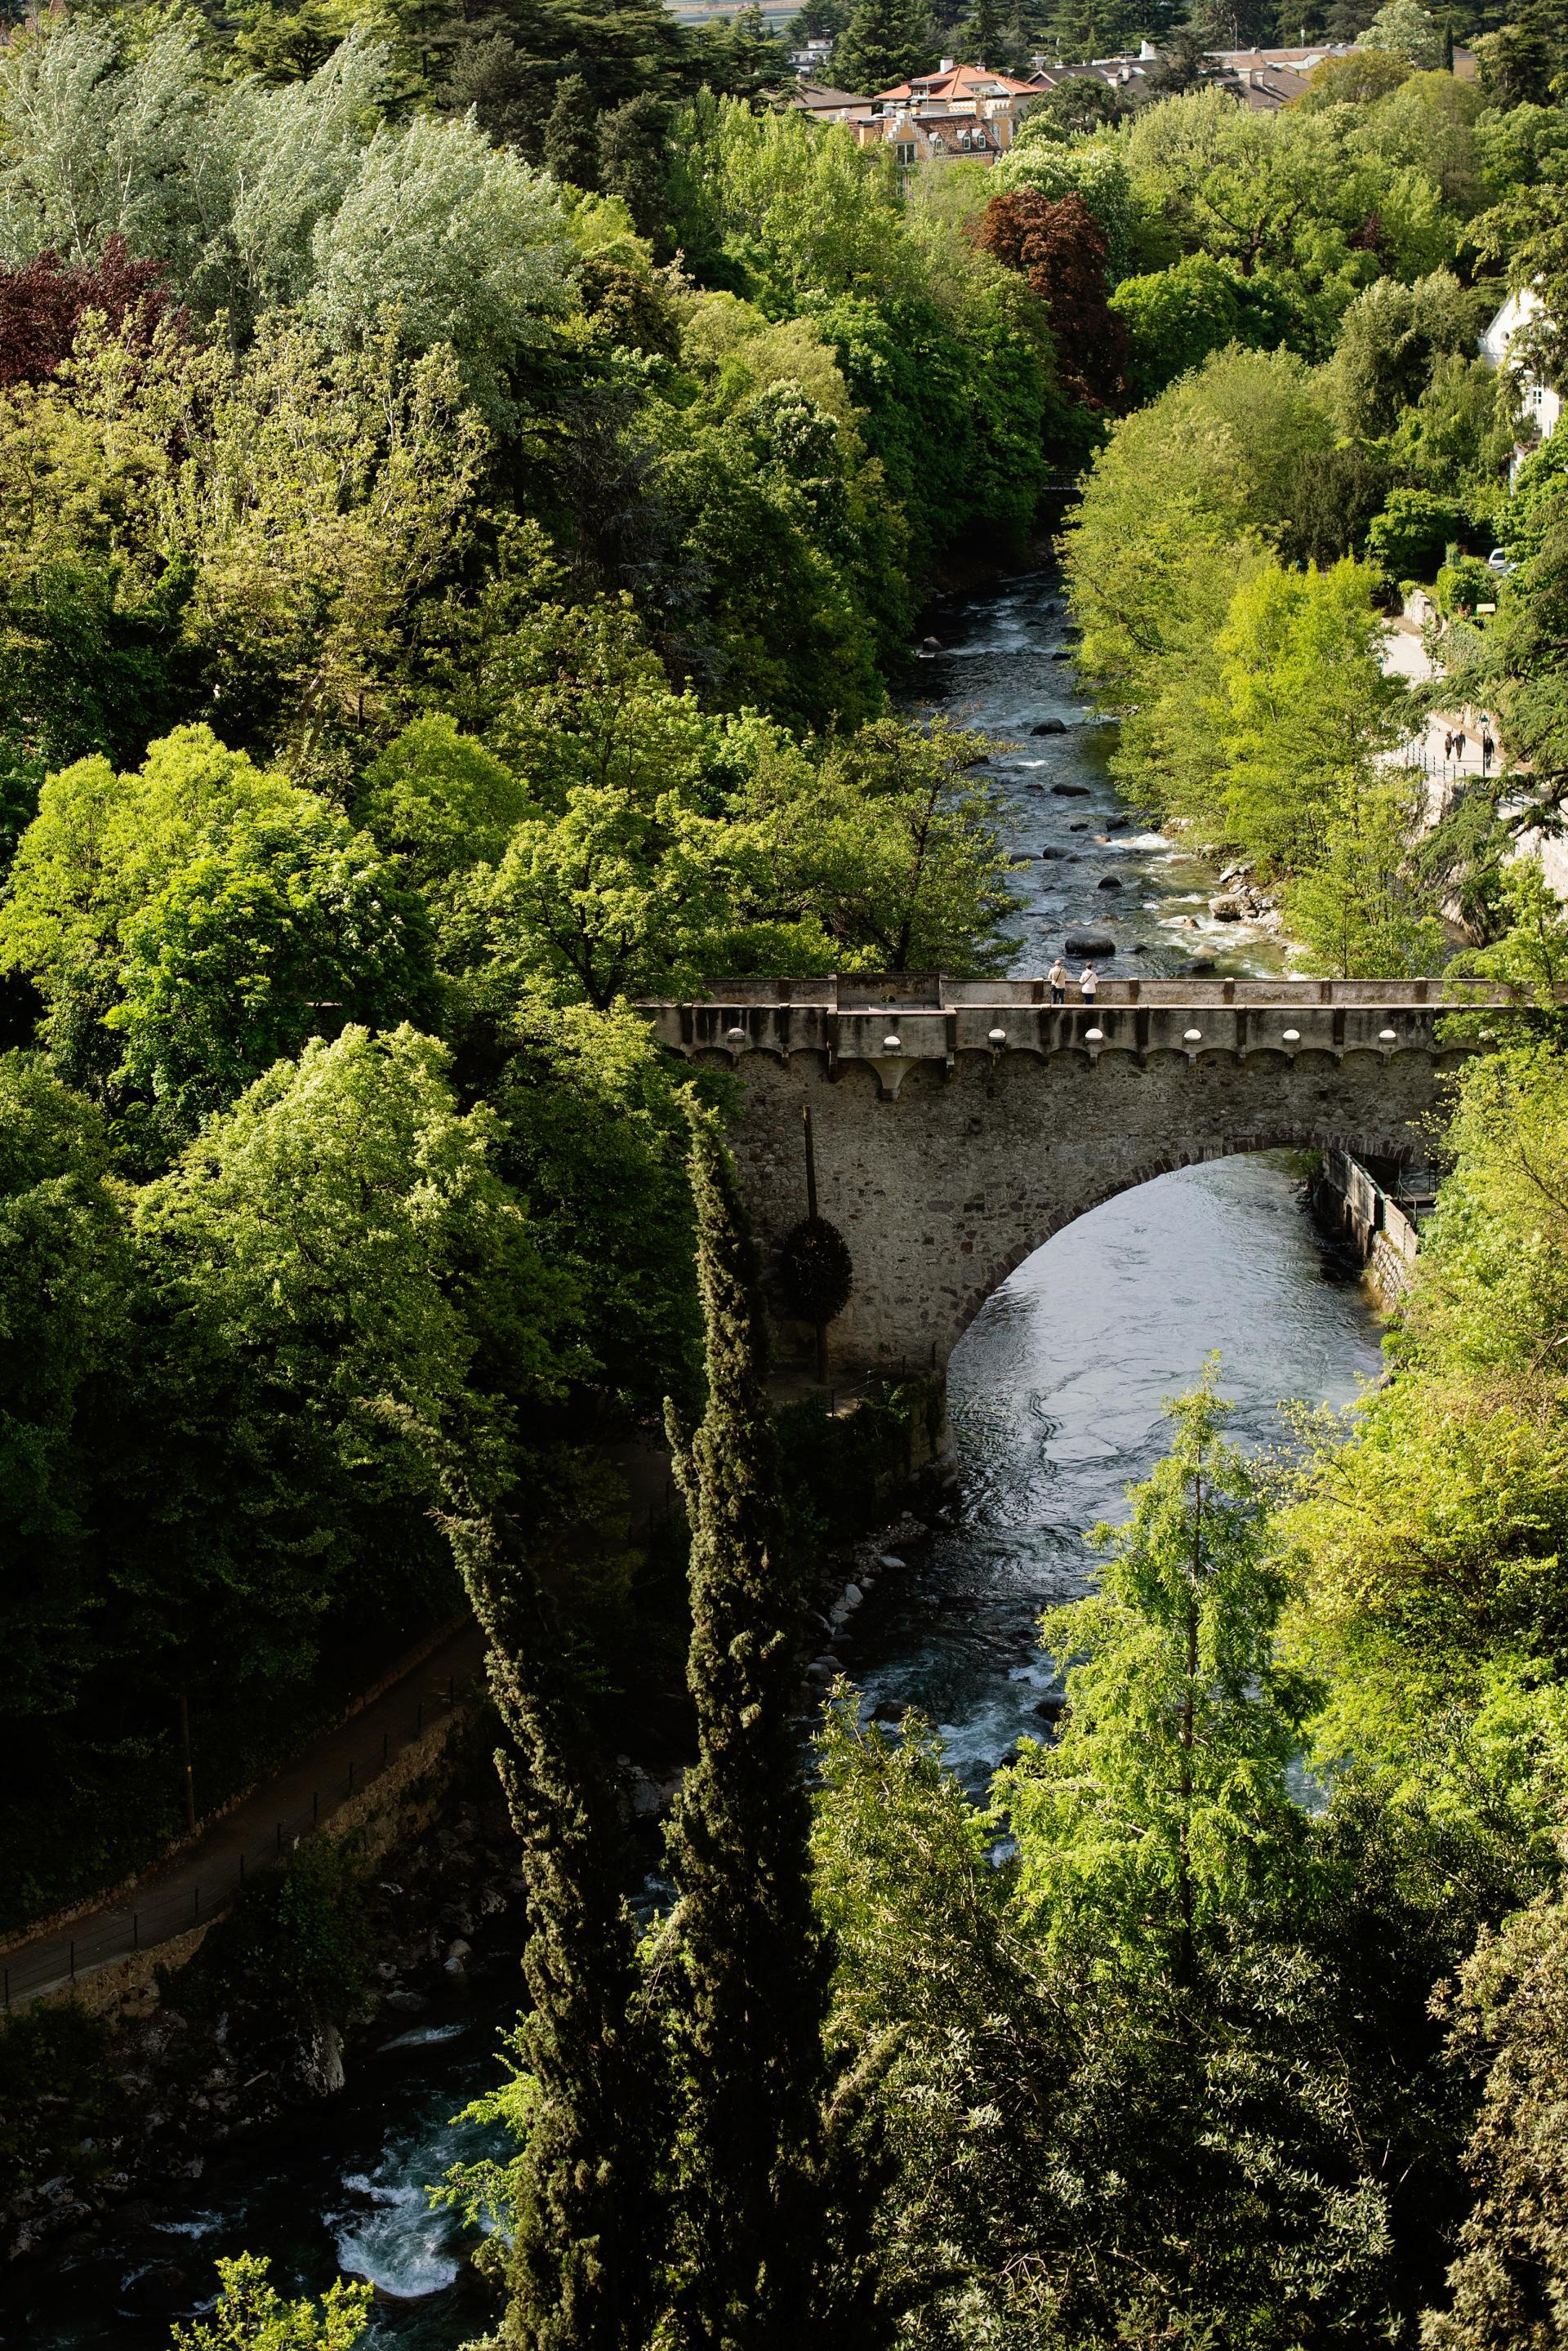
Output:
left=1036, top=845, right=1068, bottom=860
left=1065, top=932, right=1116, bottom=955
left=1031, top=718, right=1067, bottom=735
left=1050, top=781, right=1091, bottom=797
left=1209, top=894, right=1243, bottom=920
left=1097, top=875, right=1123, bottom=891
left=1050, top=648, right=1072, bottom=661
left=1181, top=958, right=1218, bottom=976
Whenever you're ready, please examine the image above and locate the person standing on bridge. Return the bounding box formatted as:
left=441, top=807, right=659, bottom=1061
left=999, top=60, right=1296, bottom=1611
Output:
left=1079, top=963, right=1098, bottom=1009
left=1048, top=956, right=1069, bottom=1004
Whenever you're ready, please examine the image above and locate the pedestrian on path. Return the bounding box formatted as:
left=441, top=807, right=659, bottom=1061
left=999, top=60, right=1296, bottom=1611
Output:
left=1048, top=956, right=1068, bottom=1004
left=1079, top=964, right=1098, bottom=1009
left=1482, top=730, right=1495, bottom=774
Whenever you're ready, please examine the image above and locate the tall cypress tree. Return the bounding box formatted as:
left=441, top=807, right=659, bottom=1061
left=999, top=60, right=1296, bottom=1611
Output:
left=661, top=1097, right=833, bottom=2350
left=543, top=73, right=600, bottom=190
left=443, top=1494, right=666, bottom=2351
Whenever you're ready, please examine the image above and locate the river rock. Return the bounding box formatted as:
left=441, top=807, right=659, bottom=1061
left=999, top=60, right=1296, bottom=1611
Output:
left=301, top=2023, right=345, bottom=2095
left=1050, top=648, right=1072, bottom=661
left=1065, top=933, right=1116, bottom=955
left=384, top=1988, right=428, bottom=2016
left=1180, top=958, right=1218, bottom=976
left=1209, top=895, right=1243, bottom=920
left=1050, top=781, right=1091, bottom=797
left=1031, top=718, right=1067, bottom=734
left=1097, top=875, right=1123, bottom=891
left=870, top=1700, right=906, bottom=1724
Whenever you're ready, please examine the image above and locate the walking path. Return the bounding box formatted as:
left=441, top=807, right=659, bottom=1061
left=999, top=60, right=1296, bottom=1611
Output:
left=1381, top=613, right=1501, bottom=813
left=2, top=1619, right=488, bottom=2012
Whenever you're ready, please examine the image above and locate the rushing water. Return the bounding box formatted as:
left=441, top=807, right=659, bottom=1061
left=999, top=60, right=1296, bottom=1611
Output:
left=7, top=567, right=1384, bottom=2351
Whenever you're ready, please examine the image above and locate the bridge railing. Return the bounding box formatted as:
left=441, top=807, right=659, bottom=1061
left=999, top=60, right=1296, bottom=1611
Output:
left=646, top=975, right=1519, bottom=1012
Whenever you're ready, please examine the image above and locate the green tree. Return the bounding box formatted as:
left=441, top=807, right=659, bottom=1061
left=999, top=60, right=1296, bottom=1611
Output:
left=814, top=1391, right=1401, bottom=2347
left=738, top=715, right=1022, bottom=973
left=544, top=72, right=600, bottom=190
left=0, top=1054, right=133, bottom=1913
left=1423, top=1887, right=1568, bottom=2347
left=126, top=1025, right=571, bottom=1739
left=308, top=111, right=572, bottom=425
left=1328, top=269, right=1480, bottom=440
left=0, top=726, right=434, bottom=1156
left=1356, top=0, right=1445, bottom=69
left=1366, top=487, right=1469, bottom=580
left=1286, top=777, right=1446, bottom=977
left=472, top=778, right=732, bottom=1009
left=1214, top=557, right=1414, bottom=875
left=658, top=1096, right=831, bottom=2346
left=1062, top=345, right=1338, bottom=830
left=355, top=715, right=530, bottom=900
left=170, top=2255, right=370, bottom=2349
left=595, top=93, right=667, bottom=238
left=109, top=804, right=434, bottom=1162
left=1000, top=1368, right=1315, bottom=1984
left=440, top=1495, right=668, bottom=2351
left=483, top=992, right=702, bottom=1413
left=831, top=0, right=936, bottom=93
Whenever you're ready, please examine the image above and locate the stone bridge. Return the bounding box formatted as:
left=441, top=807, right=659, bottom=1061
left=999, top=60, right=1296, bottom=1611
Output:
left=639, top=974, right=1497, bottom=1377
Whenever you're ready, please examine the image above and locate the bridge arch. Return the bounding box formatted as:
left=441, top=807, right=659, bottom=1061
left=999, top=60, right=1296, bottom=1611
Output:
left=947, top=1125, right=1410, bottom=1354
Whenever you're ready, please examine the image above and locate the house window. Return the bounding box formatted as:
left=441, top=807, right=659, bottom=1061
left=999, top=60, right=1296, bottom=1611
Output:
left=894, top=140, right=918, bottom=164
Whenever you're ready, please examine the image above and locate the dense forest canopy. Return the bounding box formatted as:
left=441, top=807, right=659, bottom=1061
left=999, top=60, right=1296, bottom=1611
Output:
left=11, top=0, right=1568, bottom=2343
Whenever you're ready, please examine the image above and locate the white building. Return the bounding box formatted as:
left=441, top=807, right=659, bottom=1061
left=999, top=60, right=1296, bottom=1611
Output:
left=1479, top=286, right=1562, bottom=474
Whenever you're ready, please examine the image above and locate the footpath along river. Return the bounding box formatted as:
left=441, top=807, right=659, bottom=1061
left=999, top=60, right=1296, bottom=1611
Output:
left=5, top=568, right=1386, bottom=2350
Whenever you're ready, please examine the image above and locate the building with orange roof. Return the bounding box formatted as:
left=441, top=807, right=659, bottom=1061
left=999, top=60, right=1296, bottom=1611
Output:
left=799, top=56, right=1040, bottom=165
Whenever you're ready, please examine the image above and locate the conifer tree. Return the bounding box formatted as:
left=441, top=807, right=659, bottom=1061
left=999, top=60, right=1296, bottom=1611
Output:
left=660, top=1096, right=833, bottom=2350
left=955, top=0, right=1002, bottom=66
left=832, top=0, right=937, bottom=93
left=443, top=1494, right=666, bottom=2351
left=544, top=74, right=600, bottom=191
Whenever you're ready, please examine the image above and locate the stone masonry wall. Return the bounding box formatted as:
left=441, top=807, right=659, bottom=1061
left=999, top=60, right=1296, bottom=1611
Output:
left=712, top=1043, right=1463, bottom=1374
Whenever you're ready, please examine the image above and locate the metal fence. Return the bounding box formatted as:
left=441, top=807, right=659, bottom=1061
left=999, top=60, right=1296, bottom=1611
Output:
left=2, top=1669, right=476, bottom=2011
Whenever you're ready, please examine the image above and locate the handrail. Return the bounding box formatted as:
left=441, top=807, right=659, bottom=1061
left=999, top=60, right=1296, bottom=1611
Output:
left=637, top=975, right=1529, bottom=1011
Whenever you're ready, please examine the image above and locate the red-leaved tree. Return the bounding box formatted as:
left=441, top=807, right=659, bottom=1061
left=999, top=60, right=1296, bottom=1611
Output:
left=0, top=234, right=172, bottom=389
left=974, top=189, right=1128, bottom=409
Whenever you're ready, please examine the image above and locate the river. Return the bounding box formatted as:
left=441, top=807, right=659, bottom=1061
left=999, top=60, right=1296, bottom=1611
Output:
left=6, top=567, right=1384, bottom=2349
